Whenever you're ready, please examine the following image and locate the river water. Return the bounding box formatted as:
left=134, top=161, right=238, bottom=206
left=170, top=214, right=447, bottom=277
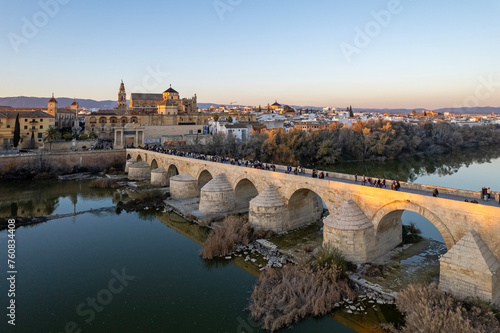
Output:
left=1, top=149, right=499, bottom=332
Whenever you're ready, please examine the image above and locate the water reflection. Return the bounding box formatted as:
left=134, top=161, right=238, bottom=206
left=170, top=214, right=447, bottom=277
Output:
left=324, top=145, right=500, bottom=187
left=0, top=179, right=116, bottom=218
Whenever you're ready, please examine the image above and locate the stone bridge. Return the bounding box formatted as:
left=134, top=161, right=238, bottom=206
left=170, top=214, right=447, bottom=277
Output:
left=126, top=148, right=500, bottom=305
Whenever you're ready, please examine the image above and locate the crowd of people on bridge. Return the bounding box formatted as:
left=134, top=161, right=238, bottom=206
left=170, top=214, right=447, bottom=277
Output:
left=357, top=174, right=393, bottom=189
left=482, top=187, right=492, bottom=201
left=134, top=146, right=500, bottom=205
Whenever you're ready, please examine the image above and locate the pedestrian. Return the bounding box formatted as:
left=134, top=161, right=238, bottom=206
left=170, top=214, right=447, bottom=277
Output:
left=486, top=187, right=491, bottom=200
left=362, top=175, right=366, bottom=185
left=355, top=174, right=358, bottom=182
left=433, top=188, right=439, bottom=197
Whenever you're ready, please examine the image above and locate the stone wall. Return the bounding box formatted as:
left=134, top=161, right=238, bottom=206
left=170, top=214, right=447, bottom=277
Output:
left=44, top=140, right=98, bottom=151
left=0, top=150, right=125, bottom=179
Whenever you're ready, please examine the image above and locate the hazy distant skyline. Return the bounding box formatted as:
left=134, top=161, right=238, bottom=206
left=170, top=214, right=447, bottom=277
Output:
left=1, top=0, right=499, bottom=109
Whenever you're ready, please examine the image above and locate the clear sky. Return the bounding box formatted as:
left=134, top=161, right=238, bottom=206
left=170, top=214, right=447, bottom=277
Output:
left=1, top=0, right=499, bottom=109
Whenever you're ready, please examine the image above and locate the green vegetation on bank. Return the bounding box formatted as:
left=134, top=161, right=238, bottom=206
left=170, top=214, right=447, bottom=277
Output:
left=184, top=120, right=500, bottom=167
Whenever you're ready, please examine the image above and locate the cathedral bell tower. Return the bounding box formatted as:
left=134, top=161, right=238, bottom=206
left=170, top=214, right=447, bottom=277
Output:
left=117, top=80, right=127, bottom=111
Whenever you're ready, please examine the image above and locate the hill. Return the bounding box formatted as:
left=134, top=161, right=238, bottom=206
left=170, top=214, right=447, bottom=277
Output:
left=0, top=96, right=117, bottom=109
left=0, top=97, right=498, bottom=114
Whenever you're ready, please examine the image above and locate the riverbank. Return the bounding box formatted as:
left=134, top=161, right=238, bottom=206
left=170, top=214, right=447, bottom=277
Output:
left=0, top=149, right=125, bottom=181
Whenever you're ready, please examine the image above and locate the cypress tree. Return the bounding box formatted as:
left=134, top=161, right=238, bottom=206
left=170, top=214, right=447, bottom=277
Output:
left=13, top=113, right=20, bottom=148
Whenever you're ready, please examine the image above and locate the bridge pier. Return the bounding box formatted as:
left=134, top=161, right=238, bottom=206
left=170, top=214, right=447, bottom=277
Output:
left=440, top=230, right=500, bottom=305
left=249, top=185, right=288, bottom=232
left=125, top=158, right=136, bottom=173
left=170, top=174, right=199, bottom=199
left=128, top=161, right=150, bottom=180
left=199, top=173, right=235, bottom=214
left=151, top=167, right=168, bottom=186
left=323, top=200, right=376, bottom=264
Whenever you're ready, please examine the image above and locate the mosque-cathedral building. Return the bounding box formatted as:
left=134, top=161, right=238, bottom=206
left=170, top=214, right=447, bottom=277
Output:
left=85, top=82, right=210, bottom=140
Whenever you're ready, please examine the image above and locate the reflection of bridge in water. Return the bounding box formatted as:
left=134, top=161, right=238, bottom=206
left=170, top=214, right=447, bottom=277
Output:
left=126, top=148, right=500, bottom=305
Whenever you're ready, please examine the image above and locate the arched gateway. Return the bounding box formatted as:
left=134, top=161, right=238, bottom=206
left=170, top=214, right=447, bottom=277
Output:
left=125, top=148, right=500, bottom=305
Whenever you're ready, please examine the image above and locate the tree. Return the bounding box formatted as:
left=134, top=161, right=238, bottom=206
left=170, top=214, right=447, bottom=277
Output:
left=227, top=116, right=233, bottom=123
left=213, top=114, right=219, bottom=122
left=89, top=132, right=97, bottom=139
left=62, top=133, right=72, bottom=141
left=43, top=126, right=60, bottom=150
left=349, top=105, right=354, bottom=118
left=13, top=113, right=20, bottom=149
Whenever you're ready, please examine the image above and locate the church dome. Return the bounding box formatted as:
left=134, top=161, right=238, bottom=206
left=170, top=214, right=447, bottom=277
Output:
left=164, top=86, right=178, bottom=94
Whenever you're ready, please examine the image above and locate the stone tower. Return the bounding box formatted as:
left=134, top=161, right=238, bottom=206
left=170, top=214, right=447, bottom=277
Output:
left=70, top=98, right=78, bottom=111
left=117, top=80, right=127, bottom=111
left=47, top=93, right=58, bottom=117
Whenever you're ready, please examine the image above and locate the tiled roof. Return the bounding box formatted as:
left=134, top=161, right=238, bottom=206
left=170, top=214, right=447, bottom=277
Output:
left=130, top=93, right=163, bottom=100
left=0, top=110, right=54, bottom=118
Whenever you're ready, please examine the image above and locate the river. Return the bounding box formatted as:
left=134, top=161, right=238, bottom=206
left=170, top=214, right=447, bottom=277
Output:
left=1, top=148, right=499, bottom=332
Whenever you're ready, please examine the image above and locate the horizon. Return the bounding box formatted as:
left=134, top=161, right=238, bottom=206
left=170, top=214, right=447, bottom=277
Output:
left=0, top=95, right=500, bottom=111
left=1, top=1, right=499, bottom=109
left=2, top=95, right=500, bottom=111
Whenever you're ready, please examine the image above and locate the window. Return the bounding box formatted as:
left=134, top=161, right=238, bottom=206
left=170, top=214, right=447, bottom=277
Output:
left=6, top=125, right=10, bottom=128
left=24, top=119, right=27, bottom=122
left=40, top=119, right=43, bottom=122
left=24, top=126, right=27, bottom=129
left=38, top=133, right=42, bottom=138
left=40, top=125, right=43, bottom=129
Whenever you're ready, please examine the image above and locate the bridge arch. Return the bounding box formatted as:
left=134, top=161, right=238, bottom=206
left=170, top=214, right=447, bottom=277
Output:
left=372, top=200, right=455, bottom=250
left=234, top=178, right=259, bottom=210
left=197, top=170, right=213, bottom=190
left=287, top=188, right=329, bottom=230
left=151, top=159, right=159, bottom=170
left=126, top=153, right=131, bottom=160
left=166, top=164, right=179, bottom=180
left=136, top=154, right=143, bottom=162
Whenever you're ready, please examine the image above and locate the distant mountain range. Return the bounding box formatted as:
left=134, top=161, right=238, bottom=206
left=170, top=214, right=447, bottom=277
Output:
left=0, top=96, right=117, bottom=109
left=1, top=96, right=498, bottom=114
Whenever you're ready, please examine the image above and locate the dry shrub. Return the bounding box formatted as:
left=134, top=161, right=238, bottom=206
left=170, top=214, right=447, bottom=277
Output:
left=90, top=178, right=118, bottom=188
left=249, top=263, right=356, bottom=332
left=252, top=228, right=274, bottom=240
left=201, top=215, right=252, bottom=259
left=382, top=283, right=500, bottom=333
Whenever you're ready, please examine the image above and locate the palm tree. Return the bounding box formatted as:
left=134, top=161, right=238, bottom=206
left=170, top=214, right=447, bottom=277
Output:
left=43, top=126, right=60, bottom=150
